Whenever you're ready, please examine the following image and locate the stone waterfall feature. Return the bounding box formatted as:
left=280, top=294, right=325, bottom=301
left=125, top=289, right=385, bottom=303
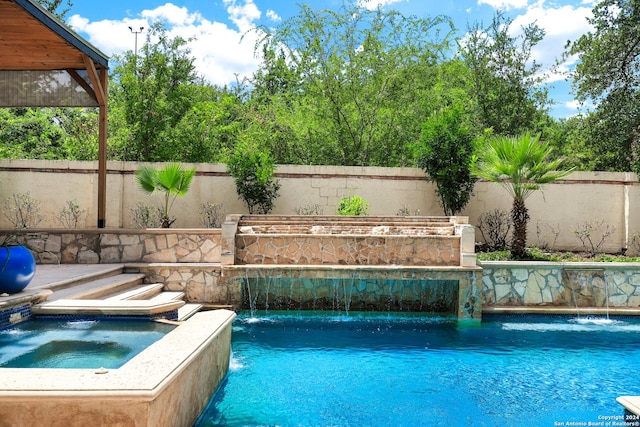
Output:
left=220, top=215, right=482, bottom=320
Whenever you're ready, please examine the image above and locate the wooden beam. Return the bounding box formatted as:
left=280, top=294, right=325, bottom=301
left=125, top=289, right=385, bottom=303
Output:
left=97, top=67, right=108, bottom=228
left=82, top=54, right=106, bottom=106
left=66, top=69, right=96, bottom=101
left=82, top=54, right=108, bottom=228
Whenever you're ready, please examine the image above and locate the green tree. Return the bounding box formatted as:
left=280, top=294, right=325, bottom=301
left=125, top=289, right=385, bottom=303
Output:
left=565, top=0, right=640, bottom=172
left=38, top=0, right=73, bottom=20
left=227, top=142, right=280, bottom=214
left=460, top=13, right=550, bottom=135
left=135, top=163, right=196, bottom=228
left=473, top=132, right=572, bottom=258
left=254, top=2, right=455, bottom=166
left=109, top=22, right=205, bottom=161
left=0, top=108, right=66, bottom=159
left=414, top=103, right=477, bottom=216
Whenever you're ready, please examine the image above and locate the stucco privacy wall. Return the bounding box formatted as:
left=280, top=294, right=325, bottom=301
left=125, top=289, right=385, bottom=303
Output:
left=1, top=159, right=639, bottom=252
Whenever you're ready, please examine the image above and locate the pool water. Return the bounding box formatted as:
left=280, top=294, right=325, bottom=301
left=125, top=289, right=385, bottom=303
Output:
left=0, top=318, right=175, bottom=369
left=195, top=311, right=640, bottom=427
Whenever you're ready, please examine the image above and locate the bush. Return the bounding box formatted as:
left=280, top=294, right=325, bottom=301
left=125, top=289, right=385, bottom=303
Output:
left=477, top=209, right=511, bottom=252
left=227, top=142, right=280, bottom=214
left=294, top=204, right=323, bottom=215
left=58, top=200, right=87, bottom=229
left=414, top=103, right=476, bottom=216
left=4, top=192, right=43, bottom=228
left=130, top=202, right=162, bottom=228
left=200, top=202, right=224, bottom=228
left=573, top=220, right=616, bottom=257
left=396, top=205, right=421, bottom=216
left=337, top=195, right=369, bottom=216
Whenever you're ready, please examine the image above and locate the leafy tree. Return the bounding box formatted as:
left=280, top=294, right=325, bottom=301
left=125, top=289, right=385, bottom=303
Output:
left=0, top=108, right=66, bottom=159
left=459, top=13, right=550, bottom=135
left=473, top=132, right=572, bottom=258
left=414, top=103, right=477, bottom=216
left=37, top=0, right=73, bottom=20
left=109, top=22, right=205, bottom=161
left=254, top=2, right=455, bottom=166
left=566, top=0, right=640, bottom=172
left=135, top=163, right=196, bottom=228
left=227, top=141, right=281, bottom=214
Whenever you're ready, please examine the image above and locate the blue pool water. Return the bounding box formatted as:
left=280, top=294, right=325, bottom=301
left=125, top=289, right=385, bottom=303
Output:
left=195, top=311, right=640, bottom=427
left=0, top=318, right=174, bottom=369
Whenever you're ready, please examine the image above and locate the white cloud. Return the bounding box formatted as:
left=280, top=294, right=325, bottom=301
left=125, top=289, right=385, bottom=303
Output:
left=357, top=0, right=406, bottom=11
left=266, top=10, right=281, bottom=22
left=68, top=2, right=264, bottom=87
left=565, top=99, right=582, bottom=110
left=141, top=4, right=199, bottom=26
left=223, top=0, right=261, bottom=33
left=509, top=1, right=594, bottom=82
left=477, top=0, right=528, bottom=11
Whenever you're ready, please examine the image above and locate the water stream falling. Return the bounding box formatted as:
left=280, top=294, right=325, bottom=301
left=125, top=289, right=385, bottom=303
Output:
left=566, top=269, right=614, bottom=325
left=240, top=272, right=459, bottom=315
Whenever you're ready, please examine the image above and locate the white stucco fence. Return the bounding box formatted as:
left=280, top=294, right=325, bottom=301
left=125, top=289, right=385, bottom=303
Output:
left=1, top=159, right=638, bottom=253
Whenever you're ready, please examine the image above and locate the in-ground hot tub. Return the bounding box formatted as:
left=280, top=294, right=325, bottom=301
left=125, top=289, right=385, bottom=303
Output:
left=0, top=309, right=235, bottom=427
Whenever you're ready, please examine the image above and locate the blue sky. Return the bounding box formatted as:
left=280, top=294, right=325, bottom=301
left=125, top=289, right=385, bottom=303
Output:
left=66, top=0, right=598, bottom=118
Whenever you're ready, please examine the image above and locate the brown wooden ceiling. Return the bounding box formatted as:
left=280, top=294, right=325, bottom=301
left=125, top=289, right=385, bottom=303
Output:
left=0, top=0, right=108, bottom=71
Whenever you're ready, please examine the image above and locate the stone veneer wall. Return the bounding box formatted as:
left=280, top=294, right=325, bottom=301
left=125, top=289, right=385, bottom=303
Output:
left=2, top=229, right=222, bottom=264
left=231, top=215, right=476, bottom=268
left=235, top=234, right=460, bottom=266
left=481, top=261, right=640, bottom=309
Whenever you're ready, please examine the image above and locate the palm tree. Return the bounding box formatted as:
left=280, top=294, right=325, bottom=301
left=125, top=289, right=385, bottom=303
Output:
left=473, top=132, right=572, bottom=258
left=135, top=163, right=196, bottom=228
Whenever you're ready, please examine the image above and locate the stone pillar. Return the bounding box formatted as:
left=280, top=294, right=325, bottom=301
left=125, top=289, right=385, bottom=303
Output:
left=457, top=223, right=477, bottom=268
left=220, top=215, right=241, bottom=266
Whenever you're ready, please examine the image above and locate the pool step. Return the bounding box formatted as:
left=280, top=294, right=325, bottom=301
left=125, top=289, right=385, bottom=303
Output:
left=47, top=273, right=146, bottom=301
left=178, top=303, right=203, bottom=321
left=34, top=268, right=203, bottom=321
left=32, top=298, right=185, bottom=317
left=104, top=283, right=165, bottom=301
left=149, top=291, right=185, bottom=302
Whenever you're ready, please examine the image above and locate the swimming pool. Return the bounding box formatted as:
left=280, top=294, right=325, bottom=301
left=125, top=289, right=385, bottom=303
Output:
left=0, top=318, right=175, bottom=369
left=195, top=311, right=640, bottom=427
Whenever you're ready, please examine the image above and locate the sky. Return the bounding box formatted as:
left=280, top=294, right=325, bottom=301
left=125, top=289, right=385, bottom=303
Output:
left=66, top=0, right=598, bottom=119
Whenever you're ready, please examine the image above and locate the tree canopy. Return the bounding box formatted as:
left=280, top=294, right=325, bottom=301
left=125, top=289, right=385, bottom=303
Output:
left=566, top=0, right=640, bottom=172
left=1, top=0, right=636, bottom=179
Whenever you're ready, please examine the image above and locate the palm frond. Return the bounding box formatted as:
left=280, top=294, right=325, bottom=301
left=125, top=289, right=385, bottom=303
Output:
left=473, top=132, right=573, bottom=200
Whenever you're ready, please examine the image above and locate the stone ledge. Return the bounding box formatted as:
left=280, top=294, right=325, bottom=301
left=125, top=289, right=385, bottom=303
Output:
left=483, top=306, right=640, bottom=316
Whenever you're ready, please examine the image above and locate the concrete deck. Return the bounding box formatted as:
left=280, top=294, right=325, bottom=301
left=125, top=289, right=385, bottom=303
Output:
left=0, top=264, right=126, bottom=312
left=27, top=263, right=127, bottom=290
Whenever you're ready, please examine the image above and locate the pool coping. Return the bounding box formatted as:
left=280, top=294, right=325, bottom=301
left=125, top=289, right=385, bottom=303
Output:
left=0, top=309, right=236, bottom=427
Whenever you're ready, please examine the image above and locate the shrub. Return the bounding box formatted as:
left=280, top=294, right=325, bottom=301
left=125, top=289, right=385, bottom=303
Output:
left=57, top=200, right=87, bottom=229
left=396, top=205, right=421, bottom=216
left=130, top=202, right=162, bottom=229
left=573, top=220, right=616, bottom=257
left=294, top=204, right=323, bottom=215
left=414, top=103, right=477, bottom=216
left=4, top=192, right=43, bottom=228
left=227, top=142, right=280, bottom=214
left=200, top=202, right=225, bottom=228
left=337, top=195, right=369, bottom=216
left=477, top=209, right=511, bottom=252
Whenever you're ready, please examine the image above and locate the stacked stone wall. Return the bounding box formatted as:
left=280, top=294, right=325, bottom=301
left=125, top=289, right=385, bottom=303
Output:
left=482, top=262, right=640, bottom=309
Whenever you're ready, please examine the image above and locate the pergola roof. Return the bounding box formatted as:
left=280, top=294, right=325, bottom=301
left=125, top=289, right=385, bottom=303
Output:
left=0, top=0, right=108, bottom=70
left=0, top=0, right=110, bottom=227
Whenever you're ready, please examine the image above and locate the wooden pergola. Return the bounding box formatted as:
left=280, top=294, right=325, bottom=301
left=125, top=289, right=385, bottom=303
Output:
left=0, top=0, right=110, bottom=227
